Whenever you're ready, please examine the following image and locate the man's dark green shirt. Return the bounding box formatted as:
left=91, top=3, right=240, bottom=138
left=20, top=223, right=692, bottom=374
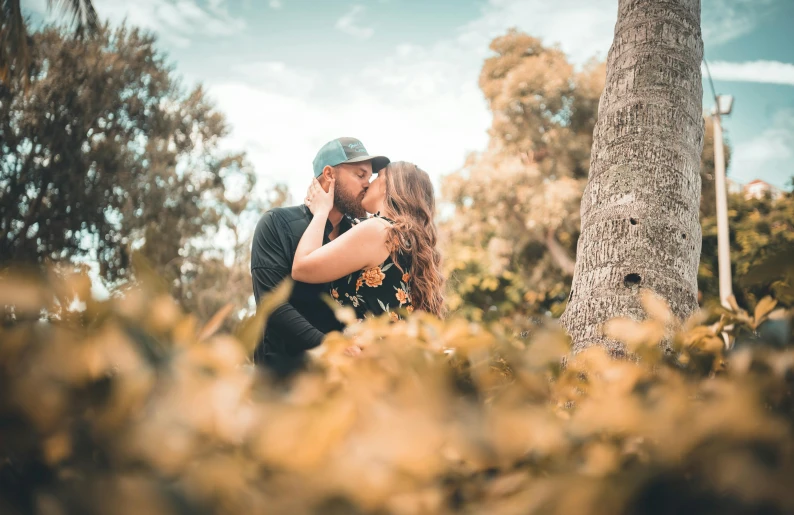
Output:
left=250, top=205, right=351, bottom=376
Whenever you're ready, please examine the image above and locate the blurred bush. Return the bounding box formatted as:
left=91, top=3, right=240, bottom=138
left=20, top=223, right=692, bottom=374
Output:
left=1, top=264, right=793, bottom=515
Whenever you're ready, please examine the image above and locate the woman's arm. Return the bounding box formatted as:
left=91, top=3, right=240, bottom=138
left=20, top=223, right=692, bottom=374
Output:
left=292, top=217, right=391, bottom=284
left=292, top=177, right=391, bottom=284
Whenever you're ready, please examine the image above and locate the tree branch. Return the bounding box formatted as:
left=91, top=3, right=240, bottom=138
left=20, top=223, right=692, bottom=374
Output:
left=545, top=228, right=575, bottom=276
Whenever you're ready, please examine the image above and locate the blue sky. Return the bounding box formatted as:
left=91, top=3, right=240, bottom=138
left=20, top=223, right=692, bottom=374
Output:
left=28, top=0, right=794, bottom=200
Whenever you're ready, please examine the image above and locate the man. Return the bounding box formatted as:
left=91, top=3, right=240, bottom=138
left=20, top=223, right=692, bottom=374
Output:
left=250, top=137, right=389, bottom=376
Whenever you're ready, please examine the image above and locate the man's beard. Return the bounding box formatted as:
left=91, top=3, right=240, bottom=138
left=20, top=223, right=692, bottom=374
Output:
left=335, top=183, right=367, bottom=218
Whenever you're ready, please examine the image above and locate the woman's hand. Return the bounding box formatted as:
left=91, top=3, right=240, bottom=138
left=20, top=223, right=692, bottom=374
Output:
left=304, top=177, right=334, bottom=216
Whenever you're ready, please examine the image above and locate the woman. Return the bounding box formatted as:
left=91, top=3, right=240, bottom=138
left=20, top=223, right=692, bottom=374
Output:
left=292, top=161, right=444, bottom=322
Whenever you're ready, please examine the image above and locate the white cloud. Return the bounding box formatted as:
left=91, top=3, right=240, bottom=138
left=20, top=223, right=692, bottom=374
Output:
left=208, top=73, right=489, bottom=204
left=704, top=60, right=794, bottom=86
left=205, top=0, right=792, bottom=202
left=457, top=0, right=617, bottom=65
left=230, top=61, right=318, bottom=97
left=25, top=0, right=246, bottom=48
left=269, top=0, right=282, bottom=9
left=702, top=0, right=776, bottom=46
left=457, top=0, right=779, bottom=65
left=335, top=5, right=374, bottom=40
left=730, top=110, right=794, bottom=186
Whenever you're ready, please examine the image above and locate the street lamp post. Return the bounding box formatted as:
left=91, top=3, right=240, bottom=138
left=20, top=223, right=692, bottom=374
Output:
left=713, top=95, right=734, bottom=310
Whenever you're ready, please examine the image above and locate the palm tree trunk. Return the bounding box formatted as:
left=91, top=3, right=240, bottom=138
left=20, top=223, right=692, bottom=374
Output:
left=561, top=0, right=704, bottom=356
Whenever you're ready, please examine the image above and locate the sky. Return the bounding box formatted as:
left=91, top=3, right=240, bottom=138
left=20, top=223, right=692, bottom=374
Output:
left=26, top=0, right=794, bottom=203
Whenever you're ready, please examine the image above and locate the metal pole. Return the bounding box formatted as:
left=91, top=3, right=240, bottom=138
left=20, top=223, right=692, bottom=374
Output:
left=713, top=113, right=733, bottom=309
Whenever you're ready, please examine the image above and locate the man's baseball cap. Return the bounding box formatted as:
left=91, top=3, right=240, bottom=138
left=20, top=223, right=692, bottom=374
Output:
left=312, top=137, right=390, bottom=178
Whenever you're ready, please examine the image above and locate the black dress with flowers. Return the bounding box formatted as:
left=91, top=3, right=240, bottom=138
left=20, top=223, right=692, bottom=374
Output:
left=330, top=215, right=413, bottom=321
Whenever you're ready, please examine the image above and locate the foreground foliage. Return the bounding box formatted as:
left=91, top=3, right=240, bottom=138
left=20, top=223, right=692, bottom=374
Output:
left=1, top=266, right=793, bottom=515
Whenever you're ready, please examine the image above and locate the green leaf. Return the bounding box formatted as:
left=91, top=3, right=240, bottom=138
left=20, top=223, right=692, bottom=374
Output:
left=741, top=243, right=794, bottom=285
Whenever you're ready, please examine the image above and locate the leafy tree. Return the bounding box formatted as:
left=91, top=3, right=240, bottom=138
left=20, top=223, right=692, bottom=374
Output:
left=1, top=0, right=98, bottom=90
left=175, top=184, right=289, bottom=332
left=0, top=24, right=260, bottom=324
left=699, top=187, right=794, bottom=310
left=561, top=0, right=705, bottom=355
left=479, top=30, right=600, bottom=181
left=441, top=32, right=603, bottom=321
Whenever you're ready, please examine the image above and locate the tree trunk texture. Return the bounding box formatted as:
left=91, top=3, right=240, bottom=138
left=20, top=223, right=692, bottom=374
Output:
left=561, top=0, right=704, bottom=356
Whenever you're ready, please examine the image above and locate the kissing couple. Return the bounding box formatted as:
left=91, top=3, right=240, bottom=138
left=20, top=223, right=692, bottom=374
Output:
left=250, top=137, right=444, bottom=377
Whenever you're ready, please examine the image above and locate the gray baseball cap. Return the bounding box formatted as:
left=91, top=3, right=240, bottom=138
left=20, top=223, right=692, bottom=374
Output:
left=312, top=137, right=390, bottom=178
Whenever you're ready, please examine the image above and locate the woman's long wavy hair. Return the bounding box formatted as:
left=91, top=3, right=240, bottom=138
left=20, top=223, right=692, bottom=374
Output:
left=380, top=162, right=445, bottom=318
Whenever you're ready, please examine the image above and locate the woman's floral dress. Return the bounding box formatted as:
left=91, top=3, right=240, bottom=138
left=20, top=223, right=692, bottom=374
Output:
left=330, top=215, right=413, bottom=321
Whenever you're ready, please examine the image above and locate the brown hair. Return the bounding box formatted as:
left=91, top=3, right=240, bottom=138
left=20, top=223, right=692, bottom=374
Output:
left=381, top=162, right=445, bottom=317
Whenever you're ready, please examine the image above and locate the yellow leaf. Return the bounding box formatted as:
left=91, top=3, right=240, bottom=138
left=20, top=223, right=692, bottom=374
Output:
left=146, top=295, right=182, bottom=333
left=680, top=326, right=714, bottom=348
left=131, top=251, right=170, bottom=294
left=581, top=442, right=619, bottom=477
left=253, top=393, right=356, bottom=471
left=0, top=272, right=47, bottom=315
left=234, top=279, right=293, bottom=354
left=172, top=315, right=199, bottom=347
left=753, top=296, right=778, bottom=325
left=641, top=290, right=672, bottom=324
left=727, top=294, right=741, bottom=314
left=334, top=306, right=359, bottom=326
left=43, top=432, right=71, bottom=465
left=197, top=303, right=234, bottom=341
left=604, top=318, right=663, bottom=349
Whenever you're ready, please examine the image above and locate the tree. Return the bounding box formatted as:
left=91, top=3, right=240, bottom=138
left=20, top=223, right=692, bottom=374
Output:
left=1, top=0, right=97, bottom=90
left=0, top=25, right=253, bottom=304
left=561, top=0, right=705, bottom=355
left=699, top=187, right=794, bottom=310
left=441, top=32, right=604, bottom=321
left=175, top=184, right=289, bottom=332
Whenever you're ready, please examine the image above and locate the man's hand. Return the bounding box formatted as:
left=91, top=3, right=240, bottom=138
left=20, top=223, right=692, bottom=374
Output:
left=305, top=177, right=334, bottom=216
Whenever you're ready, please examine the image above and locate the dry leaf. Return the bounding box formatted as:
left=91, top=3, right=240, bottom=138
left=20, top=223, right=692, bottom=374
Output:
left=197, top=303, right=234, bottom=341
left=753, top=296, right=778, bottom=326
left=234, top=278, right=292, bottom=354
left=641, top=289, right=672, bottom=324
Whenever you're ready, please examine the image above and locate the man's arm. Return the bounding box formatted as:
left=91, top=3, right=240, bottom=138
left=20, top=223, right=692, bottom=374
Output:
left=252, top=267, right=325, bottom=353
left=251, top=211, right=326, bottom=354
